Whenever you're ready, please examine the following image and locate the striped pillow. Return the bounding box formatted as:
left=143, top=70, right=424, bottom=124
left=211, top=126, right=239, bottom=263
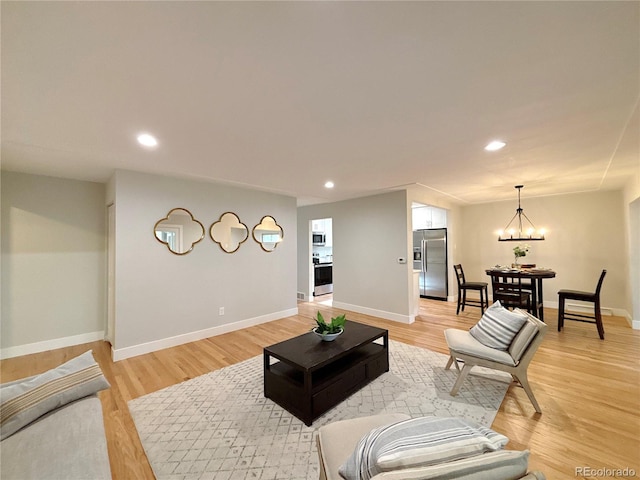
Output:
left=338, top=416, right=509, bottom=480
left=0, top=350, right=110, bottom=440
left=469, top=301, right=528, bottom=350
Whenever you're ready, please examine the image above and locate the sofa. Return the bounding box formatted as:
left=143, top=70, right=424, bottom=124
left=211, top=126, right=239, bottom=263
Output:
left=0, top=351, right=112, bottom=480
left=316, top=413, right=546, bottom=480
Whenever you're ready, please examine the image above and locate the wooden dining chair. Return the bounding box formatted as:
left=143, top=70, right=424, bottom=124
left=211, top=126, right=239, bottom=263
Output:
left=453, top=264, right=489, bottom=315
left=489, top=272, right=532, bottom=313
left=557, top=269, right=607, bottom=340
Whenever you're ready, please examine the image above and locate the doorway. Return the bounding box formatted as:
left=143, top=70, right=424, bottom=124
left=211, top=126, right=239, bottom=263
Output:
left=311, top=217, right=333, bottom=303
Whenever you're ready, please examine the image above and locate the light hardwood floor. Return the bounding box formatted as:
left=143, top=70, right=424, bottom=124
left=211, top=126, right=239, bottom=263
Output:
left=1, top=299, right=639, bottom=479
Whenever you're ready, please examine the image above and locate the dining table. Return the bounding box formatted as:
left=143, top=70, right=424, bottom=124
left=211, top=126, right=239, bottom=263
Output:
left=485, top=267, right=556, bottom=321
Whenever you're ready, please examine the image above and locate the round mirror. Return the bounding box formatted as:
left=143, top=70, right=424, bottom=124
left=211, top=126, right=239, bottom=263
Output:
left=210, top=212, right=249, bottom=253
left=154, top=208, right=205, bottom=255
left=252, top=215, right=283, bottom=252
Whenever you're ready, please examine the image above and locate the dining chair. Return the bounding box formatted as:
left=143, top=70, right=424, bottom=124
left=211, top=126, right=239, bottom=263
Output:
left=489, top=272, right=532, bottom=313
left=557, top=269, right=607, bottom=340
left=453, top=264, right=489, bottom=315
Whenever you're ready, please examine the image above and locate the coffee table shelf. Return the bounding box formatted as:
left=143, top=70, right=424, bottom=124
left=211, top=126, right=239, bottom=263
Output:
left=263, top=321, right=388, bottom=426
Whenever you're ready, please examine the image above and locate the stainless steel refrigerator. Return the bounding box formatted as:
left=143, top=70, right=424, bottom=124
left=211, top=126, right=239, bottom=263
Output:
left=413, top=228, right=448, bottom=300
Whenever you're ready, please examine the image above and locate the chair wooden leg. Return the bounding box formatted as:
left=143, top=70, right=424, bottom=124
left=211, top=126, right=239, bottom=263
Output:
left=445, top=356, right=454, bottom=370
left=558, top=295, right=565, bottom=331
left=480, top=287, right=486, bottom=314
left=456, top=291, right=461, bottom=315
left=514, top=371, right=542, bottom=414
left=450, top=363, right=472, bottom=396
left=445, top=355, right=461, bottom=372
left=595, top=300, right=605, bottom=340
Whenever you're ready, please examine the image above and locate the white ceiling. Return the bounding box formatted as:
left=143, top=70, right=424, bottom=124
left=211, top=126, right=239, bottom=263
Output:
left=2, top=1, right=638, bottom=206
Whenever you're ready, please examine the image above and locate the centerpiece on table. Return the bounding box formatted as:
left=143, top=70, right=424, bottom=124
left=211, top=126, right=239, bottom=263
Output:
left=513, top=244, right=530, bottom=267
left=313, top=311, right=346, bottom=342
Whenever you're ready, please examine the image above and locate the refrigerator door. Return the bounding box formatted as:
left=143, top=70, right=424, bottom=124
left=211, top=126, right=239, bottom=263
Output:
left=424, top=229, right=448, bottom=299
left=424, top=262, right=447, bottom=298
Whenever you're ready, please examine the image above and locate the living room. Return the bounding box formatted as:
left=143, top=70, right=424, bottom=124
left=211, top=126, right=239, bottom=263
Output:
left=1, top=1, right=639, bottom=479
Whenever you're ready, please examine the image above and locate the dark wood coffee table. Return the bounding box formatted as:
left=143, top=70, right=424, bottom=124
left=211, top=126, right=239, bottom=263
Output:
left=263, top=320, right=389, bottom=426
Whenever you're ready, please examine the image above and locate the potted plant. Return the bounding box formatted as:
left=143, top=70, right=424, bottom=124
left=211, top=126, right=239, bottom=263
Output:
left=313, top=311, right=346, bottom=342
left=513, top=244, right=530, bottom=267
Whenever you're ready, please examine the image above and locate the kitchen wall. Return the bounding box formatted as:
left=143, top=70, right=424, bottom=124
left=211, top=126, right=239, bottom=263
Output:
left=298, top=190, right=412, bottom=322
left=458, top=189, right=631, bottom=320
left=111, top=170, right=298, bottom=360
left=1, top=171, right=106, bottom=358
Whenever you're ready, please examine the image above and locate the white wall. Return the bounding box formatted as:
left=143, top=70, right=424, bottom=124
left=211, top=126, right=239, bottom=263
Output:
left=1, top=171, right=106, bottom=358
left=623, top=170, right=640, bottom=328
left=111, top=170, right=298, bottom=359
left=298, top=191, right=412, bottom=323
left=459, top=189, right=630, bottom=318
left=626, top=196, right=639, bottom=328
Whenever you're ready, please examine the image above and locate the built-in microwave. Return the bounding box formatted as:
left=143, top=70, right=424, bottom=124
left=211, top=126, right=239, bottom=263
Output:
left=312, top=233, right=326, bottom=246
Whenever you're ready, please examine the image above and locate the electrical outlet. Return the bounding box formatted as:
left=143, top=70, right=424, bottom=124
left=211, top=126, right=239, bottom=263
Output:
left=219, top=307, right=225, bottom=315
left=397, top=257, right=406, bottom=264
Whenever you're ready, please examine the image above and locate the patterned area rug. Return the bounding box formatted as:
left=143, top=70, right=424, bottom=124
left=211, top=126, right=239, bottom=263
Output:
left=129, top=340, right=511, bottom=480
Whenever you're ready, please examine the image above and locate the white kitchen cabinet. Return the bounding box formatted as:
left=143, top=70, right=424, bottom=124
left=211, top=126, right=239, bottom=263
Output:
left=431, top=207, right=447, bottom=228
left=324, top=219, right=333, bottom=247
left=412, top=206, right=447, bottom=230
left=312, top=219, right=326, bottom=232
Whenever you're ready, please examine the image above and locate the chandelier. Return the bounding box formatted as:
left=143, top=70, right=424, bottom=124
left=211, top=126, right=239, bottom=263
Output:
left=498, top=185, right=545, bottom=242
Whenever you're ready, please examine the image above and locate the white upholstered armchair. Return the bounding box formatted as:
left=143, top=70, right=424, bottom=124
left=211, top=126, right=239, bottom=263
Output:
left=444, top=304, right=547, bottom=414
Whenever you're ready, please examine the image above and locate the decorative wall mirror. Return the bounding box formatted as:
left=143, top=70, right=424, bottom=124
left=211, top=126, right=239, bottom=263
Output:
left=154, top=208, right=205, bottom=255
left=210, top=212, right=249, bottom=253
left=252, top=215, right=283, bottom=252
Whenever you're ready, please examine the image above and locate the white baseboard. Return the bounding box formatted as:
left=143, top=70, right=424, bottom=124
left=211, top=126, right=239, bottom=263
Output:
left=618, top=310, right=638, bottom=329
left=0, top=331, right=106, bottom=360
left=112, top=308, right=299, bottom=361
left=332, top=301, right=414, bottom=324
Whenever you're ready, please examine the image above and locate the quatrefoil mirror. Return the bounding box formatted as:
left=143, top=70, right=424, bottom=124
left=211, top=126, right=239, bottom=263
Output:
left=210, top=212, right=249, bottom=253
left=252, top=215, right=283, bottom=252
left=154, top=208, right=205, bottom=255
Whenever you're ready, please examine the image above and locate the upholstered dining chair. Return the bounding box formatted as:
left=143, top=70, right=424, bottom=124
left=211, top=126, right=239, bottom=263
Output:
left=453, top=264, right=489, bottom=315
left=557, top=269, right=607, bottom=340
left=444, top=305, right=547, bottom=413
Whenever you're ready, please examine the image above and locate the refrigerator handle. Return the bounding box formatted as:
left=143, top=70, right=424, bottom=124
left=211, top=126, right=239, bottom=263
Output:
left=422, top=239, right=427, bottom=272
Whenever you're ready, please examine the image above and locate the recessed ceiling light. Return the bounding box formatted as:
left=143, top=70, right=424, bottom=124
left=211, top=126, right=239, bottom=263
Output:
left=324, top=181, right=334, bottom=189
left=485, top=140, right=506, bottom=151
left=137, top=133, right=158, bottom=148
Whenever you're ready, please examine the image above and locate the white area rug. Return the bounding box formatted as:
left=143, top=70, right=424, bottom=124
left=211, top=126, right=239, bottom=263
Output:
left=129, top=340, right=511, bottom=480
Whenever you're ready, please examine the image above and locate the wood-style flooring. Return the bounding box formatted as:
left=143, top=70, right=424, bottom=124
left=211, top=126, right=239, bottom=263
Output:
left=1, top=298, right=639, bottom=479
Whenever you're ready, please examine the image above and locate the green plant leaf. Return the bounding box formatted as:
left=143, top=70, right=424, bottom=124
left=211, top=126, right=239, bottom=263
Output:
left=315, top=311, right=329, bottom=333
